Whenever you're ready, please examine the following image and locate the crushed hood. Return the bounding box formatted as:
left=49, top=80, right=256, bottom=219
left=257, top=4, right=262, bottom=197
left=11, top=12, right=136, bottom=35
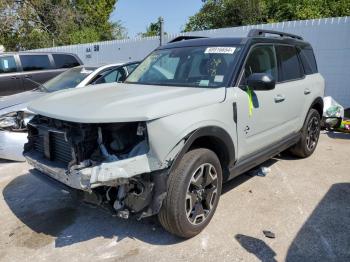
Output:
left=28, top=83, right=226, bottom=123
left=0, top=90, right=46, bottom=116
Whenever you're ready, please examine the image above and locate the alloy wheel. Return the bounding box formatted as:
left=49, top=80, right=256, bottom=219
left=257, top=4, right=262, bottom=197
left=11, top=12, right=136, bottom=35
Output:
left=185, top=163, right=218, bottom=225
left=306, top=116, right=320, bottom=151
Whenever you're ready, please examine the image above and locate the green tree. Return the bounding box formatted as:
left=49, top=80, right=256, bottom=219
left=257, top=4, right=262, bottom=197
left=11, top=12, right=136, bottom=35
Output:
left=184, top=0, right=264, bottom=32
left=139, top=18, right=166, bottom=37
left=0, top=0, right=125, bottom=51
left=263, top=0, right=350, bottom=22
left=184, top=0, right=350, bottom=31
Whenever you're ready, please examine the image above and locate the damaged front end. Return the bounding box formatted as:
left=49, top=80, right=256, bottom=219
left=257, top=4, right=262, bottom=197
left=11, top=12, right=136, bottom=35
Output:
left=0, top=111, right=34, bottom=161
left=24, top=115, right=168, bottom=219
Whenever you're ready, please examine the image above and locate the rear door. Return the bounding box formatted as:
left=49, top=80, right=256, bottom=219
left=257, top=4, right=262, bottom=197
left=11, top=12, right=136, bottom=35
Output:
left=275, top=45, right=306, bottom=133
left=0, top=55, right=22, bottom=96
left=18, top=54, right=57, bottom=91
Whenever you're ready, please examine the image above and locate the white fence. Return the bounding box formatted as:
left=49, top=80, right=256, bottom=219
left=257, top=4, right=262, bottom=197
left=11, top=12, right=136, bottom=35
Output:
left=35, top=17, right=350, bottom=108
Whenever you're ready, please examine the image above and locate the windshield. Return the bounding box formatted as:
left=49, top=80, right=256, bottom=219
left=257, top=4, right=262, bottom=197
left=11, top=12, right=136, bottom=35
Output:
left=126, top=46, right=239, bottom=88
left=44, top=67, right=96, bottom=92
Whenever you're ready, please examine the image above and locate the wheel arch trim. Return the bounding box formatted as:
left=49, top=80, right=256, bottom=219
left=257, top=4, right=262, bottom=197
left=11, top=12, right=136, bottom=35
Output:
left=168, top=126, right=235, bottom=175
left=310, top=96, right=324, bottom=116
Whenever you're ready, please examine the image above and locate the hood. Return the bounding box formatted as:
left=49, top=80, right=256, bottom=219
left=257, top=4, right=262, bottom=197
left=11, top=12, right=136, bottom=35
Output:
left=28, top=83, right=226, bottom=123
left=0, top=90, right=46, bottom=116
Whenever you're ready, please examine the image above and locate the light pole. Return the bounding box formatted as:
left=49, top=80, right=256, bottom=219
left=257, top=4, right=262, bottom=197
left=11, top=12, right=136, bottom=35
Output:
left=159, top=17, right=164, bottom=46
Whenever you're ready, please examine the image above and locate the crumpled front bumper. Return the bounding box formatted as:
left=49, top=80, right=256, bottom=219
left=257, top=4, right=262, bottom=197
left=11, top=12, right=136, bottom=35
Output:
left=0, top=131, right=27, bottom=161
left=24, top=150, right=163, bottom=191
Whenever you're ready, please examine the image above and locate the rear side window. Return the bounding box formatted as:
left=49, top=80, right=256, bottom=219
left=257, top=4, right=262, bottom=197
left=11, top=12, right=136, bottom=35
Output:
left=53, top=54, right=80, bottom=69
left=20, top=55, right=51, bottom=71
left=299, top=47, right=318, bottom=74
left=0, top=56, right=17, bottom=74
left=276, top=45, right=303, bottom=82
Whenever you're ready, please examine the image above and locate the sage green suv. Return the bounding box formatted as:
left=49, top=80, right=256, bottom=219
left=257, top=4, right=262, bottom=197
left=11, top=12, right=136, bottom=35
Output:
left=24, top=29, right=324, bottom=238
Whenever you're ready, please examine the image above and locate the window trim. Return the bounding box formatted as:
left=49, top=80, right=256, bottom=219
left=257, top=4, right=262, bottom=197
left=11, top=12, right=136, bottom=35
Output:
left=237, top=43, right=278, bottom=89
left=297, top=46, right=318, bottom=75
left=274, top=44, right=305, bottom=84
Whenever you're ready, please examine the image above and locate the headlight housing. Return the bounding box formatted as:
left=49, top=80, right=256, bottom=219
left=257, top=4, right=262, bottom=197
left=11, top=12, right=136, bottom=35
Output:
left=0, top=111, right=34, bottom=131
left=0, top=112, right=17, bottom=128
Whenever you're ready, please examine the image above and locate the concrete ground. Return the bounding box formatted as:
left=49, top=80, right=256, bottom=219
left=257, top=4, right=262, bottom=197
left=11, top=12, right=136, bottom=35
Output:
left=0, top=131, right=349, bottom=262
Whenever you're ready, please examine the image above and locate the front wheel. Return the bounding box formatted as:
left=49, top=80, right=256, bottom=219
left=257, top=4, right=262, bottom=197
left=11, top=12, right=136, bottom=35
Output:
left=289, top=108, right=321, bottom=158
left=158, top=148, right=222, bottom=238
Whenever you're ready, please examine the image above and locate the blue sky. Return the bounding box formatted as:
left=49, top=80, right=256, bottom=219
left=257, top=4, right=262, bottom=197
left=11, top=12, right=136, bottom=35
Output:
left=110, top=0, right=203, bottom=37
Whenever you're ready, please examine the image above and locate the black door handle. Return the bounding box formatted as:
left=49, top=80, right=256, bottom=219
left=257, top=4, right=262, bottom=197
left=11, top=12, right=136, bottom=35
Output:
left=24, top=75, right=32, bottom=78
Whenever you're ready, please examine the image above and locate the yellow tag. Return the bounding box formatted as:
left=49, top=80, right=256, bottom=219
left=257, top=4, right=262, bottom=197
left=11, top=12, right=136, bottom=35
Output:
left=247, top=87, right=253, bottom=117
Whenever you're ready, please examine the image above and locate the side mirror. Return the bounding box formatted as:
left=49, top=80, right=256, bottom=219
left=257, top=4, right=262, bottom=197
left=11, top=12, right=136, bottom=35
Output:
left=247, top=73, right=275, bottom=91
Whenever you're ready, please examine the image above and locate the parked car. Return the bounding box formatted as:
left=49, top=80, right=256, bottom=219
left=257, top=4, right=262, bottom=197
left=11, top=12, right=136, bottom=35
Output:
left=0, top=52, right=83, bottom=97
left=0, top=61, right=139, bottom=161
left=23, top=30, right=324, bottom=238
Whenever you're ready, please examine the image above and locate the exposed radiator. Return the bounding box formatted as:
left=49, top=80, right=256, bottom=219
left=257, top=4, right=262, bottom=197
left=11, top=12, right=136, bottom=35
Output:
left=33, top=131, right=73, bottom=164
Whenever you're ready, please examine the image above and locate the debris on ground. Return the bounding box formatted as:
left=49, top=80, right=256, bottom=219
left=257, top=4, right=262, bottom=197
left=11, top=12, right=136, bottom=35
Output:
left=322, top=96, right=344, bottom=129
left=323, top=96, right=344, bottom=118
left=336, top=119, right=350, bottom=133
left=248, top=166, right=271, bottom=177
left=258, top=167, right=271, bottom=177
left=263, top=230, right=276, bottom=239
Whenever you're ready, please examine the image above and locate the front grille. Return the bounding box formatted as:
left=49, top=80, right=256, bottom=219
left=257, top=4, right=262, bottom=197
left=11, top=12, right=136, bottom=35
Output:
left=33, top=131, right=73, bottom=164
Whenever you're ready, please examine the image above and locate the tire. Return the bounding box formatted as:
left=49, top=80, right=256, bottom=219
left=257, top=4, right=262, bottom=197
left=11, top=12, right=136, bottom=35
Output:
left=289, top=108, right=321, bottom=158
left=158, top=148, right=222, bottom=238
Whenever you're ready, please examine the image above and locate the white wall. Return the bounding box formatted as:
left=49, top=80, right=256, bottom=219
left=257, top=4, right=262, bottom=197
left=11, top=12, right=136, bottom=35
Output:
left=35, top=17, right=350, bottom=108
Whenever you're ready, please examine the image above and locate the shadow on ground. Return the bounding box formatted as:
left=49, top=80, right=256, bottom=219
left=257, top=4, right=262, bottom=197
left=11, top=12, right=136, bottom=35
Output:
left=235, top=234, right=277, bottom=262
left=286, top=183, right=350, bottom=261
left=2, top=170, right=181, bottom=249
left=2, top=158, right=283, bottom=249
left=234, top=183, right=350, bottom=261
left=222, top=158, right=279, bottom=194
left=325, top=131, right=350, bottom=140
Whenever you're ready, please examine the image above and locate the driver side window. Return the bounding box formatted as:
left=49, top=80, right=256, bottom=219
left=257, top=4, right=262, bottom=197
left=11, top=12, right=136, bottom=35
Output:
left=240, top=45, right=277, bottom=86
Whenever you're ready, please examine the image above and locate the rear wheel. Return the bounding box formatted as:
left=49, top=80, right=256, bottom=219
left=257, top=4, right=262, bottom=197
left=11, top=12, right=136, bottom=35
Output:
left=158, top=148, right=222, bottom=238
left=289, top=108, right=321, bottom=158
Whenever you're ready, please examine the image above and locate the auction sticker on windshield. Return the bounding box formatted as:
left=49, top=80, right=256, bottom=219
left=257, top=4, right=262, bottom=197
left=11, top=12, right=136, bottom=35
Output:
left=205, top=47, right=236, bottom=54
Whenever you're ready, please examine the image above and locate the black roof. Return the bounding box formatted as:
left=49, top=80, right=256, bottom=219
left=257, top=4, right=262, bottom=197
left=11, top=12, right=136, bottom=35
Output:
left=161, top=29, right=311, bottom=50
left=159, top=37, right=246, bottom=49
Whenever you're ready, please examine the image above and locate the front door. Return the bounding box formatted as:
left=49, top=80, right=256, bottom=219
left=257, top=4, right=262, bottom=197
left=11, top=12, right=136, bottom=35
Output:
left=234, top=44, right=289, bottom=160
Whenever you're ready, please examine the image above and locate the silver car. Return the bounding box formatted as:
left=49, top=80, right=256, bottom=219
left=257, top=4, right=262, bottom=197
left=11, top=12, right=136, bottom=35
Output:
left=0, top=61, right=139, bottom=161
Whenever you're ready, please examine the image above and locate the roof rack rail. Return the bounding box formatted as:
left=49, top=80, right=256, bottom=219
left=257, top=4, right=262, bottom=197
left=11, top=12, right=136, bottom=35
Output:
left=247, top=29, right=303, bottom=40
left=168, top=36, right=208, bottom=43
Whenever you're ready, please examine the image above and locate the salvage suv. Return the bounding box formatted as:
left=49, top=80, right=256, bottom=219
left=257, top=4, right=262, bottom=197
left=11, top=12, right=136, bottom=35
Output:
left=24, top=29, right=324, bottom=238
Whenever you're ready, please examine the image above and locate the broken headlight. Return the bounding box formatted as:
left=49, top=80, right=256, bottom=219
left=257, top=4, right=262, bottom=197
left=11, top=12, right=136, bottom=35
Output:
left=0, top=113, right=17, bottom=128
left=0, top=111, right=34, bottom=131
